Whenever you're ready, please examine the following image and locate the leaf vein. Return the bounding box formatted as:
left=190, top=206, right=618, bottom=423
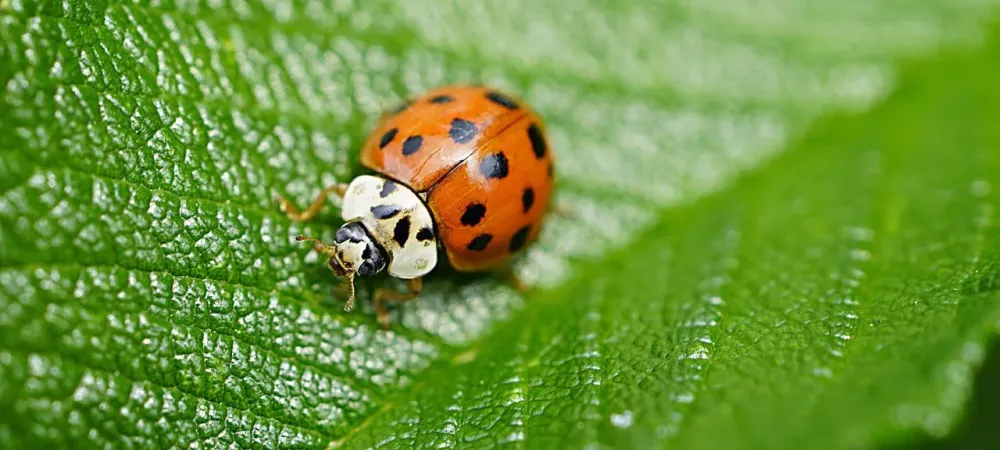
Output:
left=0, top=263, right=409, bottom=402
left=0, top=347, right=336, bottom=442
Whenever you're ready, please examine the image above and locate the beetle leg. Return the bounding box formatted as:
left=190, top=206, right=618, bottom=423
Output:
left=278, top=183, right=349, bottom=222
left=550, top=201, right=573, bottom=219
left=373, top=278, right=423, bottom=329
left=498, top=266, right=530, bottom=293
left=331, top=277, right=353, bottom=304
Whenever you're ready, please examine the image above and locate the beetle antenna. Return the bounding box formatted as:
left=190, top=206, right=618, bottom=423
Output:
left=296, top=235, right=358, bottom=311
left=342, top=273, right=357, bottom=312
left=295, top=235, right=335, bottom=255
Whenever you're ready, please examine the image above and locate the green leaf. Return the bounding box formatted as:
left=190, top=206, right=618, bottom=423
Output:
left=1, top=1, right=999, bottom=449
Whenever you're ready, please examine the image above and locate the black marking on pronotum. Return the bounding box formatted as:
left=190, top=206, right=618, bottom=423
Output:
left=478, top=152, right=509, bottom=180
left=467, top=233, right=493, bottom=251
left=460, top=203, right=487, bottom=226
left=486, top=91, right=518, bottom=109
left=527, top=123, right=546, bottom=159
left=393, top=216, right=411, bottom=247
left=380, top=180, right=398, bottom=198
left=416, top=226, right=434, bottom=242
left=402, top=135, right=424, bottom=156
left=371, top=204, right=402, bottom=219
left=449, top=118, right=478, bottom=144
left=509, top=225, right=531, bottom=252
left=521, top=187, right=535, bottom=213
left=429, top=94, right=454, bottom=104
left=334, top=222, right=366, bottom=243
left=379, top=128, right=398, bottom=149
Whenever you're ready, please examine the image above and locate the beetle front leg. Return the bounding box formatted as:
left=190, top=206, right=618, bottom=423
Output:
left=373, top=278, right=423, bottom=329
left=278, top=183, right=349, bottom=222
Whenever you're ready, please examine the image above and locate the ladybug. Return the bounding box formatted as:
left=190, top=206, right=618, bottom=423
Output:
left=279, top=85, right=555, bottom=328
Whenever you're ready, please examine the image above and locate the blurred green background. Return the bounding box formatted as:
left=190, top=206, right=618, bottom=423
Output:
left=2, top=1, right=1000, bottom=449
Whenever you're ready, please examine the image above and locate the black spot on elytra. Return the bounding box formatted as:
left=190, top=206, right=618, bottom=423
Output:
left=486, top=91, right=519, bottom=109
left=379, top=128, right=398, bottom=149
left=429, top=94, right=454, bottom=104
left=527, top=123, right=546, bottom=159
left=402, top=135, right=424, bottom=156
left=466, top=233, right=493, bottom=251
left=460, top=203, right=487, bottom=226
left=393, top=216, right=411, bottom=247
left=416, top=226, right=434, bottom=242
left=521, top=188, right=535, bottom=213
left=371, top=204, right=402, bottom=219
left=449, top=118, right=478, bottom=144
left=380, top=180, right=398, bottom=198
left=509, top=225, right=531, bottom=253
left=478, top=152, right=509, bottom=180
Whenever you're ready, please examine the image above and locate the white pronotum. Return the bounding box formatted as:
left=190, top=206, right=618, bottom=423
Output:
left=340, top=175, right=439, bottom=279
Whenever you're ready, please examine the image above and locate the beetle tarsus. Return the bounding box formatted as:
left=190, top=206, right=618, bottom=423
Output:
left=551, top=201, right=573, bottom=219
left=498, top=267, right=530, bottom=293
left=373, top=277, right=423, bottom=329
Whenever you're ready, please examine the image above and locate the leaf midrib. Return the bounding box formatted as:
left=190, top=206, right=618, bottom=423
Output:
left=327, top=46, right=1000, bottom=445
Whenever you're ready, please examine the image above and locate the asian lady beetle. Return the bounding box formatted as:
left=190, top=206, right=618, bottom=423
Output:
left=279, top=85, right=555, bottom=328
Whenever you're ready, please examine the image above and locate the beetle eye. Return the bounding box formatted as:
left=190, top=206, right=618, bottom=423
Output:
left=357, top=261, right=374, bottom=277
